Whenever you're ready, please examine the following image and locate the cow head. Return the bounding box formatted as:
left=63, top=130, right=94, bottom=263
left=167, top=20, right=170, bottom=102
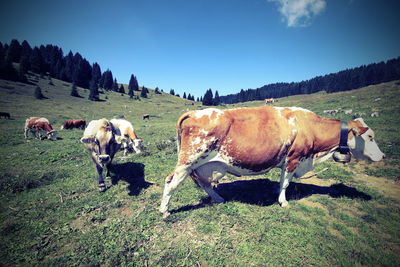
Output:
left=81, top=123, right=122, bottom=166
left=131, top=139, right=144, bottom=153
left=47, top=130, right=57, bottom=141
left=348, top=118, right=385, bottom=162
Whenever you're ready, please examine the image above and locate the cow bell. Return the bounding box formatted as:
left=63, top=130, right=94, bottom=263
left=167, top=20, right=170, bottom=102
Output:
left=333, top=151, right=351, bottom=163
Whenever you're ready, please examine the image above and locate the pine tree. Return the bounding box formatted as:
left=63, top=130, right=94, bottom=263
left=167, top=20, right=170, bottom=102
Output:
left=7, top=39, right=21, bottom=63
left=169, top=89, right=175, bottom=95
left=70, top=82, right=81, bottom=97
left=128, top=74, right=139, bottom=94
left=202, top=89, right=214, bottom=106
left=140, top=86, right=148, bottom=98
left=102, top=69, right=113, bottom=90
left=112, top=78, right=119, bottom=91
left=34, top=86, right=45, bottom=99
left=183, top=92, right=187, bottom=99
left=119, top=84, right=125, bottom=94
left=213, top=90, right=220, bottom=105
left=196, top=97, right=199, bottom=102
left=89, top=79, right=99, bottom=101
left=92, top=63, right=101, bottom=88
left=30, top=47, right=44, bottom=74
left=187, top=93, right=191, bottom=100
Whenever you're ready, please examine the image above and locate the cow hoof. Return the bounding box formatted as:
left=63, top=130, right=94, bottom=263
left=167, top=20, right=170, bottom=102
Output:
left=212, top=196, right=225, bottom=203
left=280, top=201, right=289, bottom=208
left=98, top=183, right=107, bottom=192
left=162, top=212, right=171, bottom=219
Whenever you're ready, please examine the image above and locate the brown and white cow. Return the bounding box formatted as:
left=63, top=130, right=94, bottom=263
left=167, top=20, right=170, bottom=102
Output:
left=24, top=117, right=57, bottom=140
left=159, top=106, right=385, bottom=217
left=81, top=118, right=122, bottom=192
left=265, top=98, right=275, bottom=104
left=61, top=119, right=86, bottom=130
left=110, top=118, right=144, bottom=155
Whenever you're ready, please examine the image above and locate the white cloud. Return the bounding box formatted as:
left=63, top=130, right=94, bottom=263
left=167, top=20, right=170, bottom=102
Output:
left=269, top=0, right=327, bottom=27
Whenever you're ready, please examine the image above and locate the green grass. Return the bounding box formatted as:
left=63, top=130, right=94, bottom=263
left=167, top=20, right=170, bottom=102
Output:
left=0, top=75, right=399, bottom=266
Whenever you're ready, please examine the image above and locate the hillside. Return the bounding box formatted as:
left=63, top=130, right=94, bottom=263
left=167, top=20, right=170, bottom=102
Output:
left=0, top=76, right=399, bottom=266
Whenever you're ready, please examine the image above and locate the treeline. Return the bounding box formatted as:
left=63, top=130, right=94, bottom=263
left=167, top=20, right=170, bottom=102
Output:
left=220, top=57, right=400, bottom=104
left=0, top=39, right=140, bottom=100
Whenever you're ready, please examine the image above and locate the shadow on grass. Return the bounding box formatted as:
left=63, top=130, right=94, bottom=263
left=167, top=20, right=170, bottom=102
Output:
left=171, top=179, right=371, bottom=215
left=110, top=162, right=152, bottom=196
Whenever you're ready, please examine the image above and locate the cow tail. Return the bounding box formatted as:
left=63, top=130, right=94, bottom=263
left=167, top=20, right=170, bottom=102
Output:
left=176, top=112, right=192, bottom=153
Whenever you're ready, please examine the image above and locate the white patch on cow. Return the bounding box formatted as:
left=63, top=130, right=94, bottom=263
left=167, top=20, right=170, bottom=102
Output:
left=193, top=108, right=223, bottom=123
left=288, top=107, right=312, bottom=113
left=192, top=136, right=203, bottom=146
left=288, top=117, right=296, bottom=126
left=35, top=117, right=50, bottom=123
left=275, top=107, right=284, bottom=118
left=199, top=129, right=209, bottom=136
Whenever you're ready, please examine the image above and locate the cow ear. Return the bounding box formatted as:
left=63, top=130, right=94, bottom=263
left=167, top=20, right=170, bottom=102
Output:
left=80, top=137, right=95, bottom=144
left=352, top=126, right=368, bottom=136
left=115, top=135, right=122, bottom=144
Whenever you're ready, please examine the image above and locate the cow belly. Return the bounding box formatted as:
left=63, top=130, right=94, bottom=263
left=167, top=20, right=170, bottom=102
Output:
left=194, top=160, right=270, bottom=185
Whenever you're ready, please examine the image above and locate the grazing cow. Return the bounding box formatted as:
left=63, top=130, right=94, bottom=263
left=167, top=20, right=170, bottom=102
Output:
left=323, top=109, right=339, bottom=116
left=80, top=118, right=122, bottom=192
left=265, top=98, right=275, bottom=104
left=143, top=114, right=150, bottom=120
left=110, top=118, right=144, bottom=155
left=24, top=117, right=57, bottom=140
left=61, top=119, right=86, bottom=130
left=159, top=106, right=385, bottom=217
left=371, top=112, right=379, bottom=117
left=344, top=109, right=353, bottom=115
left=0, top=112, right=10, bottom=119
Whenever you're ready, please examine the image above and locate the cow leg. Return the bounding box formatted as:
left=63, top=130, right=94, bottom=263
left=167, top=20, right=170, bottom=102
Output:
left=24, top=128, right=29, bottom=139
left=159, top=166, right=190, bottom=217
left=278, top=169, right=293, bottom=207
left=197, top=181, right=225, bottom=203
left=192, top=164, right=226, bottom=203
left=96, top=164, right=106, bottom=192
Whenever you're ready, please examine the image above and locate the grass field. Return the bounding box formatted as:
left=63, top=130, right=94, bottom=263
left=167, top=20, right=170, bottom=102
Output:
left=0, top=75, right=399, bottom=266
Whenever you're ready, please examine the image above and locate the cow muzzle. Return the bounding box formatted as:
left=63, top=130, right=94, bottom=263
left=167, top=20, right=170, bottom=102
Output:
left=98, top=155, right=111, bottom=164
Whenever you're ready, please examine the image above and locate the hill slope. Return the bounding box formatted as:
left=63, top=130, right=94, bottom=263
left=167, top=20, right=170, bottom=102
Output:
left=0, top=76, right=399, bottom=266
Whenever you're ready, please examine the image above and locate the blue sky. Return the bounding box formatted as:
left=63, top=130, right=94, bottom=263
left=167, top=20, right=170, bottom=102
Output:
left=1, top=0, right=399, bottom=98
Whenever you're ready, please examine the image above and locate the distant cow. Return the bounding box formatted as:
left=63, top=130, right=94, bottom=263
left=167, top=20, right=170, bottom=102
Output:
left=323, top=109, right=338, bottom=116
left=110, top=118, right=144, bottom=155
left=265, top=98, right=275, bottom=104
left=81, top=118, right=123, bottom=192
left=344, top=109, right=353, bottom=115
left=61, top=119, right=86, bottom=130
left=24, top=117, right=57, bottom=140
left=159, top=106, right=385, bottom=217
left=0, top=112, right=10, bottom=119
left=371, top=112, right=379, bottom=117
left=143, top=114, right=150, bottom=120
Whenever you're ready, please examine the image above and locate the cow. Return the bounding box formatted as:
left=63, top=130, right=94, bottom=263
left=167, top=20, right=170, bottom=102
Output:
left=159, top=106, right=385, bottom=217
left=0, top=112, right=10, bottom=119
left=80, top=118, right=123, bottom=192
left=24, top=117, right=57, bottom=140
left=61, top=119, right=86, bottom=130
left=110, top=118, right=144, bottom=156
left=143, top=114, right=150, bottom=120
left=265, top=98, right=275, bottom=104
left=323, top=109, right=339, bottom=116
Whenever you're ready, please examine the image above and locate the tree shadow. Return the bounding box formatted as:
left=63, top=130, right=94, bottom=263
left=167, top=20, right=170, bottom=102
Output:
left=110, top=162, right=152, bottom=196
left=171, top=179, right=371, bottom=215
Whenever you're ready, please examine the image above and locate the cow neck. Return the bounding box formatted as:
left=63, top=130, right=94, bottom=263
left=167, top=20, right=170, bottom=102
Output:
left=312, top=118, right=342, bottom=153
